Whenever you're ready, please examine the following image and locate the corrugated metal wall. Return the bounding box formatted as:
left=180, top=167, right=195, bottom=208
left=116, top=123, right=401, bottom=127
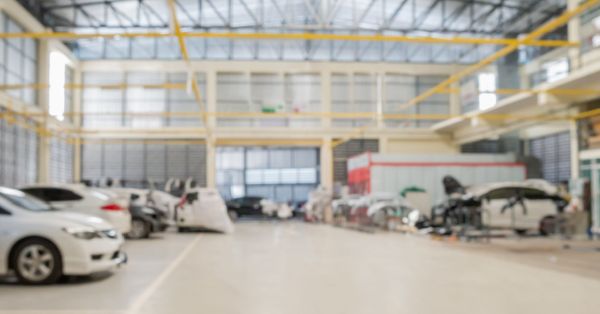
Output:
left=82, top=72, right=204, bottom=128
left=216, top=73, right=321, bottom=127
left=529, top=132, right=571, bottom=184
left=49, top=137, right=74, bottom=183
left=0, top=113, right=38, bottom=187
left=81, top=141, right=207, bottom=188
left=333, top=139, right=379, bottom=184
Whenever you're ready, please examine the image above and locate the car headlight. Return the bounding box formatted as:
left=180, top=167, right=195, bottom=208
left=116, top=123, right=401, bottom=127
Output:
left=62, top=227, right=101, bottom=240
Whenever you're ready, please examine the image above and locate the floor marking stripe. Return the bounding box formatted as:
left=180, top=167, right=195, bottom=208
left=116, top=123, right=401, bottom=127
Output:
left=127, top=235, right=201, bottom=314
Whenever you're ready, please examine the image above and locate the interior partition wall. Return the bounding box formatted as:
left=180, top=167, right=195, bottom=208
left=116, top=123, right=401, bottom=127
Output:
left=81, top=140, right=207, bottom=189
left=217, top=146, right=320, bottom=204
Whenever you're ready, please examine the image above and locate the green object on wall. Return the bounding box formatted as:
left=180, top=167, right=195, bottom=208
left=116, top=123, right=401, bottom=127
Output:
left=261, top=103, right=285, bottom=113
left=400, top=186, right=426, bottom=197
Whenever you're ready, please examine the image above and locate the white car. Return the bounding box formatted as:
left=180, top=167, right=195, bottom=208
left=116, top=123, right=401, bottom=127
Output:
left=0, top=187, right=126, bottom=284
left=469, top=180, right=566, bottom=232
left=20, top=184, right=132, bottom=234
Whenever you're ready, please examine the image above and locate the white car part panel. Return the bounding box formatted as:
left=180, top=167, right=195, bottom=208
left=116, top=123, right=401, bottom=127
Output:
left=177, top=188, right=234, bottom=233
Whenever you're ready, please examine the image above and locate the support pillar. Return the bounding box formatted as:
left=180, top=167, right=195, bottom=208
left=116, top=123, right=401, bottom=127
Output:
left=73, top=65, right=83, bottom=182
left=320, top=137, right=333, bottom=189
left=205, top=70, right=217, bottom=188
left=206, top=138, right=216, bottom=188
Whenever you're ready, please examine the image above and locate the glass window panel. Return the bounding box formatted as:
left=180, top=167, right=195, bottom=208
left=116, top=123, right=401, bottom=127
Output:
left=246, top=149, right=269, bottom=168
left=24, top=39, right=36, bottom=60
left=263, top=169, right=280, bottom=184
left=298, top=168, right=317, bottom=184
left=246, top=169, right=263, bottom=185
left=280, top=169, right=298, bottom=184
left=293, top=149, right=318, bottom=167
left=269, top=149, right=292, bottom=168
left=0, top=39, right=5, bottom=67
left=7, top=72, right=22, bottom=100
left=6, top=46, right=22, bottom=75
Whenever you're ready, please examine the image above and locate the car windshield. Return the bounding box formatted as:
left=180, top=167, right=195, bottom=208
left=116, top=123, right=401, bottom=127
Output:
left=0, top=188, right=53, bottom=212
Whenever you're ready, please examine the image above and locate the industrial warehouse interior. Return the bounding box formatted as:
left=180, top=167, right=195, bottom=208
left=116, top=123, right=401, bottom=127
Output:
left=2, top=0, right=600, bottom=313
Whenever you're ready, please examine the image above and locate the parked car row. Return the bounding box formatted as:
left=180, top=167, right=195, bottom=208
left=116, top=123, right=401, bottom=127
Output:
left=0, top=178, right=235, bottom=285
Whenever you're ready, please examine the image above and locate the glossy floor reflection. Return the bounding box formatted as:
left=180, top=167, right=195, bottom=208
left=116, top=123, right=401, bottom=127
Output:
left=1, top=221, right=599, bottom=314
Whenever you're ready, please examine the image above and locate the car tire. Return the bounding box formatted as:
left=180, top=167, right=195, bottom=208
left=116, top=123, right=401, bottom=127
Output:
left=228, top=210, right=239, bottom=221
left=127, top=218, right=151, bottom=239
left=539, top=215, right=557, bottom=236
left=12, top=238, right=62, bottom=285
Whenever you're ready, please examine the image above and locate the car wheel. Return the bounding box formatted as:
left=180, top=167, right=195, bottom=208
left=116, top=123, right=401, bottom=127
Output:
left=128, top=218, right=150, bottom=239
left=12, top=239, right=62, bottom=285
left=539, top=216, right=557, bottom=236
left=228, top=210, right=239, bottom=221
left=178, top=227, right=189, bottom=233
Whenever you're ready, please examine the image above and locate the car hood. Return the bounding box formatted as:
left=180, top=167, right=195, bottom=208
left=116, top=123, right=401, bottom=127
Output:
left=38, top=211, right=113, bottom=230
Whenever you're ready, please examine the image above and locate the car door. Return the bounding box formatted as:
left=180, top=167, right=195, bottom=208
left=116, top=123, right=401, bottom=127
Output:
left=0, top=203, right=13, bottom=275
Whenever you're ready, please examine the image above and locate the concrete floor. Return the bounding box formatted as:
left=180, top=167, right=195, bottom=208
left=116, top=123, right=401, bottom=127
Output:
left=1, top=221, right=600, bottom=314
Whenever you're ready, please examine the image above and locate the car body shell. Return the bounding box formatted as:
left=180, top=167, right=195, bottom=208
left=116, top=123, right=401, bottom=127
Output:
left=177, top=188, right=234, bottom=233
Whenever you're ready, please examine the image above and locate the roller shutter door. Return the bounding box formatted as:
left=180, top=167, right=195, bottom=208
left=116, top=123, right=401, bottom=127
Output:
left=529, top=132, right=571, bottom=184
left=333, top=139, right=379, bottom=184
left=50, top=137, right=74, bottom=184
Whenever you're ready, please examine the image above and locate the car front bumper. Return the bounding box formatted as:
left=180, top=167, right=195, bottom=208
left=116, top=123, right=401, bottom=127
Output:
left=61, top=234, right=127, bottom=276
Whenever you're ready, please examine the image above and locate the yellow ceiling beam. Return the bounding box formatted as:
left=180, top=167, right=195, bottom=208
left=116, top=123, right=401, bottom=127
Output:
left=215, top=138, right=323, bottom=147
left=0, top=83, right=187, bottom=90
left=331, top=0, right=599, bottom=148
left=166, top=0, right=207, bottom=129
left=0, top=31, right=577, bottom=47
left=401, top=0, right=600, bottom=112
left=0, top=110, right=590, bottom=121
